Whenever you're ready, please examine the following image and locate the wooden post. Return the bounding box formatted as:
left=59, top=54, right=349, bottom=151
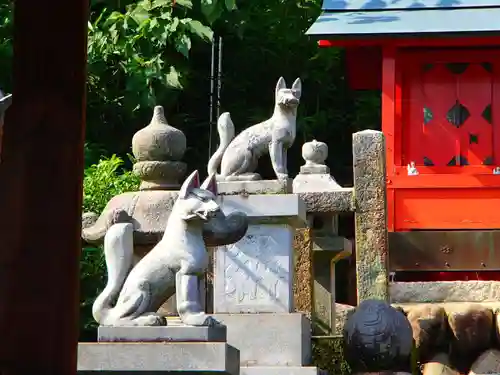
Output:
left=0, top=0, right=88, bottom=373
left=353, top=130, right=389, bottom=303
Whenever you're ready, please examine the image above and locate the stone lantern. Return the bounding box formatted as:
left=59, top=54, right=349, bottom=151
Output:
left=293, top=139, right=352, bottom=334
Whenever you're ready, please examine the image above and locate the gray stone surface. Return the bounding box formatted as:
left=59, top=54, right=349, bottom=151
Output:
left=293, top=174, right=340, bottom=192
left=218, top=194, right=307, bottom=226
left=81, top=190, right=177, bottom=245
left=212, top=313, right=311, bottom=367
left=390, top=281, right=500, bottom=303
left=353, top=130, right=389, bottom=302
left=214, top=194, right=306, bottom=313
left=298, top=189, right=354, bottom=213
left=98, top=325, right=227, bottom=342
left=214, top=224, right=295, bottom=313
left=217, top=179, right=292, bottom=195
left=77, top=342, right=239, bottom=374
left=241, top=367, right=319, bottom=375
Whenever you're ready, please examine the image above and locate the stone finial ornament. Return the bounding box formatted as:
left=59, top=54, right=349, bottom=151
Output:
left=207, top=77, right=301, bottom=181
left=301, top=139, right=329, bottom=174
left=293, top=139, right=340, bottom=192
left=132, top=105, right=187, bottom=190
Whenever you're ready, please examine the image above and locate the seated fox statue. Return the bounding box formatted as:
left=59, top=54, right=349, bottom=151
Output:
left=92, top=170, right=248, bottom=327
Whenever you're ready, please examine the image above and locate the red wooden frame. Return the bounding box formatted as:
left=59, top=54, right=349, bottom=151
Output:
left=384, top=46, right=500, bottom=231
left=319, top=36, right=500, bottom=48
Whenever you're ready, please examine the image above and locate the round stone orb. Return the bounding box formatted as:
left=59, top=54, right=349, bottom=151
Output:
left=302, top=139, right=328, bottom=165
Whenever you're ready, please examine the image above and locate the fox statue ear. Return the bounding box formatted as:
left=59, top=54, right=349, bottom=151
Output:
left=201, top=173, right=217, bottom=195
left=291, top=78, right=302, bottom=99
left=179, top=170, right=200, bottom=199
left=275, top=77, right=287, bottom=96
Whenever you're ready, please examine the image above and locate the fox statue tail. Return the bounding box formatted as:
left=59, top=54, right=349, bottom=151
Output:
left=92, top=222, right=134, bottom=325
left=207, top=112, right=235, bottom=176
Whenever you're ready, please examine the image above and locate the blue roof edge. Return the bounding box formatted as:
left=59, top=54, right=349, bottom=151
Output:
left=306, top=8, right=500, bottom=38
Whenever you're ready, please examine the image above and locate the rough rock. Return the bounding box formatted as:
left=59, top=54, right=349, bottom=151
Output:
left=469, top=349, right=500, bottom=375
left=422, top=353, right=460, bottom=375
left=298, top=189, right=353, bottom=213
left=390, top=281, right=500, bottom=303
left=353, top=130, right=389, bottom=301
left=293, top=228, right=313, bottom=316
left=448, top=305, right=494, bottom=371
left=406, top=304, right=449, bottom=363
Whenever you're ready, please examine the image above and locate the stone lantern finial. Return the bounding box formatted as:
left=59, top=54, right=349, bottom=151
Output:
left=293, top=139, right=340, bottom=192
left=132, top=105, right=187, bottom=190
left=300, top=139, right=329, bottom=174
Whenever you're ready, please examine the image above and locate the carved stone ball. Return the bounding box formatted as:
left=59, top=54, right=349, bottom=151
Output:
left=302, top=139, right=328, bottom=165
left=132, top=106, right=186, bottom=162
left=343, top=299, right=414, bottom=373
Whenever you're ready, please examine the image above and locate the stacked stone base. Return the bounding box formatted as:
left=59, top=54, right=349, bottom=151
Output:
left=212, top=313, right=321, bottom=375
left=77, top=325, right=239, bottom=374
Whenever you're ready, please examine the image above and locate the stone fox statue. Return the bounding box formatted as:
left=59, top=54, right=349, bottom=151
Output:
left=207, top=77, right=302, bottom=181
left=92, top=170, right=248, bottom=327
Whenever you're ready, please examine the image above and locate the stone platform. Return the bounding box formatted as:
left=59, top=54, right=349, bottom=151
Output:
left=241, top=366, right=320, bottom=375
left=212, top=313, right=310, bottom=366
left=212, top=313, right=321, bottom=375
left=98, top=324, right=227, bottom=342
left=78, top=325, right=239, bottom=374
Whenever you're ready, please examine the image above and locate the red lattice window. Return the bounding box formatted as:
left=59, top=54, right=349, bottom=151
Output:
left=403, top=52, right=499, bottom=168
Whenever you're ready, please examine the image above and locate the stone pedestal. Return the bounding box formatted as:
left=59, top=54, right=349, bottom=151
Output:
left=214, top=193, right=305, bottom=314
left=77, top=325, right=239, bottom=374
left=213, top=184, right=322, bottom=375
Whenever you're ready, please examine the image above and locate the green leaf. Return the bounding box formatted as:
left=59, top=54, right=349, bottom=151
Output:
left=174, top=0, right=193, bottom=8
left=175, top=34, right=191, bottom=58
left=200, top=0, right=221, bottom=24
left=151, top=0, right=170, bottom=9
left=183, top=19, right=213, bottom=41
left=165, top=66, right=182, bottom=89
left=129, top=6, right=150, bottom=25
left=103, top=11, right=123, bottom=27
left=224, top=0, right=237, bottom=11
left=169, top=17, right=180, bottom=32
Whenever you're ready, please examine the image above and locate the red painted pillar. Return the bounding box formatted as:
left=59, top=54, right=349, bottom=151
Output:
left=0, top=0, right=88, bottom=373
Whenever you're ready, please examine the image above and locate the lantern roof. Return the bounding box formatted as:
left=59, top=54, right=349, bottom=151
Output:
left=307, top=0, right=500, bottom=38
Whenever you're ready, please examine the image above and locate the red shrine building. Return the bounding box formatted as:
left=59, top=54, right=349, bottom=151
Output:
left=307, top=1, right=500, bottom=277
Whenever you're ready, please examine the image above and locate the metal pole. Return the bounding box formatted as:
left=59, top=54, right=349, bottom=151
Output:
left=216, top=36, right=223, bottom=120
left=208, top=36, right=217, bottom=159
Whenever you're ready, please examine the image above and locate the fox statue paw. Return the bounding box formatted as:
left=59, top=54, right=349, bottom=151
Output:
left=182, top=313, right=220, bottom=327
left=133, top=313, right=167, bottom=326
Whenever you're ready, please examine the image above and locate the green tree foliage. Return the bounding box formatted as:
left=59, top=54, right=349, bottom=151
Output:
left=86, top=0, right=236, bottom=156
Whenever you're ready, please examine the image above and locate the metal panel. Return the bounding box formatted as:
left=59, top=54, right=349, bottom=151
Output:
left=389, top=231, right=500, bottom=271
left=307, top=8, right=500, bottom=37
left=322, top=0, right=500, bottom=11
